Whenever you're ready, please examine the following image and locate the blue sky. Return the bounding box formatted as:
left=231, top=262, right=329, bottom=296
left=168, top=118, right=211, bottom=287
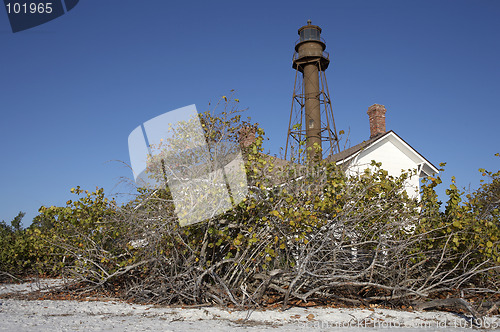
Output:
left=1, top=0, right=499, bottom=227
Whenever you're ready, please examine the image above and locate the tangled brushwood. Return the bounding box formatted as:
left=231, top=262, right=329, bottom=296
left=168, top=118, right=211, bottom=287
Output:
left=2, top=95, right=499, bottom=310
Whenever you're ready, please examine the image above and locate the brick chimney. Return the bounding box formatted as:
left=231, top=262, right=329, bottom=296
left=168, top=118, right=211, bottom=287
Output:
left=238, top=126, right=256, bottom=148
left=367, top=104, right=387, bottom=138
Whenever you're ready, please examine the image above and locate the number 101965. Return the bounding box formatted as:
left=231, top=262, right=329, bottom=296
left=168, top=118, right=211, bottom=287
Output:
left=6, top=2, right=53, bottom=14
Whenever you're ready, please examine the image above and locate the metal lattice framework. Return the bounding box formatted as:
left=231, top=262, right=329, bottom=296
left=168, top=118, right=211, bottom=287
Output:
left=285, top=58, right=340, bottom=162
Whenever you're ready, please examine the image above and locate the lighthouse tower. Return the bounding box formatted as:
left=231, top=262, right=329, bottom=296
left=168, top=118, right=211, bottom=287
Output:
left=285, top=20, right=340, bottom=162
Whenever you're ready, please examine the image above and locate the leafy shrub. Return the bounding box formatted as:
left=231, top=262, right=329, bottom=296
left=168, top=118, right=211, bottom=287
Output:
left=2, top=96, right=498, bottom=307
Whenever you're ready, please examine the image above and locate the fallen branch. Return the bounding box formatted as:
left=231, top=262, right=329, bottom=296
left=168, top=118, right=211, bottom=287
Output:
left=414, top=298, right=480, bottom=319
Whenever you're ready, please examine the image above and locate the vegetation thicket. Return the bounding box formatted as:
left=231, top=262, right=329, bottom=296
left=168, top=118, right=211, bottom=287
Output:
left=1, top=95, right=498, bottom=309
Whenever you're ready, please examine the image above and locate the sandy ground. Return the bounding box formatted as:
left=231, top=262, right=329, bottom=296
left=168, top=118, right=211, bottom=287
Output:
left=1, top=280, right=499, bottom=331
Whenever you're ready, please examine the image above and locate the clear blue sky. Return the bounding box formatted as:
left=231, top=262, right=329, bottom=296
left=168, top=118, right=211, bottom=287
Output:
left=1, top=0, right=499, bottom=227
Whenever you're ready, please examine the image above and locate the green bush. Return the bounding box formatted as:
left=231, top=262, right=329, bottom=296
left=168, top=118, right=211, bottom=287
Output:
left=1, top=95, right=498, bottom=306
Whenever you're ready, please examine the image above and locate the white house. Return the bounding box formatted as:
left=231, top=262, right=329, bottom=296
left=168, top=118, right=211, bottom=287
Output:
left=328, top=104, right=439, bottom=199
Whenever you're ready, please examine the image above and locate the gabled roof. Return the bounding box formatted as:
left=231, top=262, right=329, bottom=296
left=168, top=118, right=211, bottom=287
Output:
left=327, top=130, right=439, bottom=176
left=328, top=135, right=380, bottom=164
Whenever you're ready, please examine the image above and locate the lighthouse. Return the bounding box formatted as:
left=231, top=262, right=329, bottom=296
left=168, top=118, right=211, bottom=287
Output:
left=285, top=20, right=340, bottom=162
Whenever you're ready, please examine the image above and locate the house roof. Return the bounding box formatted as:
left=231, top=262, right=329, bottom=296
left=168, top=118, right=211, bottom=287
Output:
left=328, top=135, right=381, bottom=164
left=327, top=130, right=439, bottom=176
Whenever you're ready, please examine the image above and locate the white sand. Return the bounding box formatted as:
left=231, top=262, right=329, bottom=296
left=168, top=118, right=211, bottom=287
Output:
left=1, top=280, right=499, bottom=331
